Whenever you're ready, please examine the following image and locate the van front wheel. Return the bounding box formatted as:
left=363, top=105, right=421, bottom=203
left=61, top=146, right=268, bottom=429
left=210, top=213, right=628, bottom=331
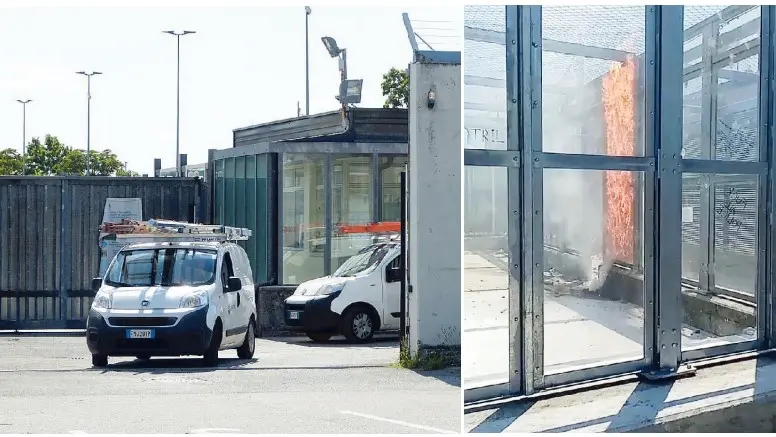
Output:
left=203, top=322, right=222, bottom=367
left=91, top=354, right=108, bottom=368
left=341, top=307, right=375, bottom=343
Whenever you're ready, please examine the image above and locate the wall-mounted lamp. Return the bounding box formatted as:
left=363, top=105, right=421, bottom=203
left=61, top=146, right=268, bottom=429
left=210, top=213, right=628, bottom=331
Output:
left=426, top=86, right=436, bottom=109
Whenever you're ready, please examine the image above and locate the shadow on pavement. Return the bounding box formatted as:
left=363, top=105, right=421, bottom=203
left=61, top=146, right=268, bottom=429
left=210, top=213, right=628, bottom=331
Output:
left=410, top=367, right=462, bottom=388
left=264, top=335, right=399, bottom=350
left=100, top=357, right=258, bottom=374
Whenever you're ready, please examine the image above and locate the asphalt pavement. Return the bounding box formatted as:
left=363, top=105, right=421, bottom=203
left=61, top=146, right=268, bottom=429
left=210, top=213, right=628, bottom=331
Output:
left=0, top=335, right=461, bottom=434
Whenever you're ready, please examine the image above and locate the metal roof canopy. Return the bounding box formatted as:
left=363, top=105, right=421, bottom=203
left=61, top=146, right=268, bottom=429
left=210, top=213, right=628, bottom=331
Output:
left=213, top=141, right=407, bottom=161
left=231, top=107, right=408, bottom=150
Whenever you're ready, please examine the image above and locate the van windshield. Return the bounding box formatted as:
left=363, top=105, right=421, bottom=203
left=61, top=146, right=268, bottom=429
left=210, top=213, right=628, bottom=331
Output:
left=332, top=244, right=395, bottom=278
left=105, top=248, right=217, bottom=287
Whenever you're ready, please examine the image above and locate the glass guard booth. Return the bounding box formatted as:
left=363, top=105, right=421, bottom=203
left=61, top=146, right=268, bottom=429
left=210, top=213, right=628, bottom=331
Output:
left=464, top=5, right=775, bottom=401
left=211, top=110, right=408, bottom=286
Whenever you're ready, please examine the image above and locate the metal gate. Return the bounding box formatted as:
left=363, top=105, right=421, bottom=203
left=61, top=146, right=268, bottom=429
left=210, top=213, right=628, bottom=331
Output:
left=0, top=176, right=206, bottom=329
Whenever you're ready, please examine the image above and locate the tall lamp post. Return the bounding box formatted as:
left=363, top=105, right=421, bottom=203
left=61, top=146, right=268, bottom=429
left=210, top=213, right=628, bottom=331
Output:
left=76, top=71, right=102, bottom=175
left=163, top=29, right=196, bottom=177
left=305, top=6, right=311, bottom=116
left=16, top=99, right=31, bottom=175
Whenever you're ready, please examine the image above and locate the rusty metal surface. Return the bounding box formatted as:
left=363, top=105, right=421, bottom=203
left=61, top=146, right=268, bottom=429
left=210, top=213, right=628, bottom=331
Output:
left=0, top=176, right=205, bottom=328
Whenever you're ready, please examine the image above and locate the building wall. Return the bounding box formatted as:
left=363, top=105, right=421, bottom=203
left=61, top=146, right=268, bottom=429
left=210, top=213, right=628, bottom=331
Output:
left=408, top=61, right=462, bottom=352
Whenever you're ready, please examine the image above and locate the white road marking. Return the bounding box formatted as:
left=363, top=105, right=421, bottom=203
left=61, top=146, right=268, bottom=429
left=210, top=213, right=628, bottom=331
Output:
left=189, top=428, right=241, bottom=434
left=339, top=410, right=457, bottom=434
left=68, top=431, right=87, bottom=434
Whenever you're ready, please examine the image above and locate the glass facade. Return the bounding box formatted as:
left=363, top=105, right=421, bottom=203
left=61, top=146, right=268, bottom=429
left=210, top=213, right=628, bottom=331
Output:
left=464, top=5, right=773, bottom=401
left=282, top=154, right=326, bottom=284
left=214, top=151, right=405, bottom=287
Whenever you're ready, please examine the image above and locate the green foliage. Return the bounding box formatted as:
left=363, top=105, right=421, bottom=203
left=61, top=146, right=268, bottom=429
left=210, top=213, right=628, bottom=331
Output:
left=381, top=67, right=409, bottom=109
left=0, top=149, right=23, bottom=175
left=0, top=134, right=135, bottom=176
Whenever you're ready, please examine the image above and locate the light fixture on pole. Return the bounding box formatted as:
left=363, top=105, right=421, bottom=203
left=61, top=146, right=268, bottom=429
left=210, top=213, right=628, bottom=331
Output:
left=162, top=29, right=196, bottom=177
left=321, top=36, right=362, bottom=108
left=76, top=71, right=102, bottom=176
left=305, top=6, right=311, bottom=116
left=16, top=99, right=32, bottom=175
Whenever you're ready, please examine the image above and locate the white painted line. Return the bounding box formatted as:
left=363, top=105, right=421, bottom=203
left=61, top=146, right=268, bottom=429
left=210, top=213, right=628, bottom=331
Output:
left=68, top=431, right=87, bottom=434
left=189, top=428, right=241, bottom=434
left=339, top=410, right=457, bottom=434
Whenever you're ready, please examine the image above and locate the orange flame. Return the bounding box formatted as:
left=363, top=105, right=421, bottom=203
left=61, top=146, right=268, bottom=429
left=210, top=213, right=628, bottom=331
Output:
left=602, top=56, right=637, bottom=263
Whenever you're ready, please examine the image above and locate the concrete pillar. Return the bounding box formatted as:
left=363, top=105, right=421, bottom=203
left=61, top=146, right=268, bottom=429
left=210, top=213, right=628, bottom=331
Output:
left=407, top=60, right=461, bottom=356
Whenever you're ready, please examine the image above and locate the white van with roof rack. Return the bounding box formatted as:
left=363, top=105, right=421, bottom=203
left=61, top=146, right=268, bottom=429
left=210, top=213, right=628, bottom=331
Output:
left=86, top=220, right=257, bottom=368
left=284, top=235, right=403, bottom=343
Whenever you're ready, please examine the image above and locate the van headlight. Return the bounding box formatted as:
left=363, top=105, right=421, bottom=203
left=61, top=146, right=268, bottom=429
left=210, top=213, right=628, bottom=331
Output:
left=180, top=291, right=208, bottom=308
left=92, top=291, right=112, bottom=309
left=316, top=283, right=345, bottom=296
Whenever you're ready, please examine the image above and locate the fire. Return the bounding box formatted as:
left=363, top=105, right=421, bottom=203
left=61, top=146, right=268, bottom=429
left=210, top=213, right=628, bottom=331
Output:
left=602, top=56, right=637, bottom=264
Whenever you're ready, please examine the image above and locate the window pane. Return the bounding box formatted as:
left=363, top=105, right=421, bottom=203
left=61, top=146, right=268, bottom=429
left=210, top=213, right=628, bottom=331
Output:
left=541, top=5, right=646, bottom=156
left=463, top=166, right=509, bottom=389
left=682, top=6, right=761, bottom=162
left=281, top=154, right=325, bottom=284
left=464, top=6, right=507, bottom=151
left=331, top=155, right=373, bottom=271
left=379, top=155, right=408, bottom=222
left=543, top=168, right=645, bottom=374
left=682, top=173, right=759, bottom=352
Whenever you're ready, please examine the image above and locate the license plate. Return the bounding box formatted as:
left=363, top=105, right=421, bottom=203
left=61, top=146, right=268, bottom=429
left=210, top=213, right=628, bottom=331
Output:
left=126, top=329, right=155, bottom=339
left=288, top=311, right=300, bottom=320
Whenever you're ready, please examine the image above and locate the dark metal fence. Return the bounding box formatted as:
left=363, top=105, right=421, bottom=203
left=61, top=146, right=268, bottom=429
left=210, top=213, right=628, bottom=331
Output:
left=0, top=176, right=207, bottom=329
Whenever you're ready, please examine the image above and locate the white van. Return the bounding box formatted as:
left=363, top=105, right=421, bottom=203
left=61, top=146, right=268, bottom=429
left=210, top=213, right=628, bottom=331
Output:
left=284, top=241, right=403, bottom=343
left=86, top=234, right=257, bottom=368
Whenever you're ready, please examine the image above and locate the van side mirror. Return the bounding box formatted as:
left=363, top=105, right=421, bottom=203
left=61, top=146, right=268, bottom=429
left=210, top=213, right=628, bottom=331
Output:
left=387, top=267, right=402, bottom=283
left=91, top=277, right=103, bottom=292
left=226, top=276, right=242, bottom=292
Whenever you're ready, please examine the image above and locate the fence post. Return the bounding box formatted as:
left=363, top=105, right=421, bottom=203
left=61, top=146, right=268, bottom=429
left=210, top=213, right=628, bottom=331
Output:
left=58, top=179, right=70, bottom=326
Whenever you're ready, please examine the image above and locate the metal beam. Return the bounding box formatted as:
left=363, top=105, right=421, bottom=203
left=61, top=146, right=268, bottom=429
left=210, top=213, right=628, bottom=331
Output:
left=465, top=26, right=632, bottom=61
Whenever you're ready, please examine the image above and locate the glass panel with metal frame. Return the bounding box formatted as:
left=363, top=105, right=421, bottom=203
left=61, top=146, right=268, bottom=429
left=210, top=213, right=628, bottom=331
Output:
left=462, top=5, right=511, bottom=391
left=679, top=5, right=764, bottom=357
left=464, top=5, right=507, bottom=151
left=281, top=153, right=326, bottom=284
left=539, top=5, right=649, bottom=377
left=379, top=156, right=408, bottom=222
left=463, top=165, right=509, bottom=390
left=331, top=155, right=374, bottom=271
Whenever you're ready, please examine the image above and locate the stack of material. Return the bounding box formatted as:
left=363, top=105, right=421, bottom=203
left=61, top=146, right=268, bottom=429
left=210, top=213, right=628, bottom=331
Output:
left=99, top=219, right=153, bottom=234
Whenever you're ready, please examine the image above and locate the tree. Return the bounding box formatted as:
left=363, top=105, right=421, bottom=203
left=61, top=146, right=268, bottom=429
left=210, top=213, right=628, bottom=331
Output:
left=381, top=67, right=409, bottom=108
left=0, top=134, right=136, bottom=176
left=26, top=135, right=69, bottom=175
left=0, top=149, right=22, bottom=175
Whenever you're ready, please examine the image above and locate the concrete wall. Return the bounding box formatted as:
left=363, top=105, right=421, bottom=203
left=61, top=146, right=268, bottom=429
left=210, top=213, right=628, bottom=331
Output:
left=407, top=61, right=462, bottom=355
left=255, top=285, right=296, bottom=337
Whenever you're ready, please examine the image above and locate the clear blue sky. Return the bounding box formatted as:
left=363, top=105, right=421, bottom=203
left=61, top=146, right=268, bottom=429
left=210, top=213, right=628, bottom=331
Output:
left=0, top=2, right=460, bottom=174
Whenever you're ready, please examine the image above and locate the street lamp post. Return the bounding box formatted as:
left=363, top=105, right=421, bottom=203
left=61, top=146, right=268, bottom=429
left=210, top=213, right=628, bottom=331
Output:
left=163, top=29, right=196, bottom=177
left=305, top=6, right=311, bottom=116
left=76, top=71, right=102, bottom=175
left=16, top=99, right=31, bottom=175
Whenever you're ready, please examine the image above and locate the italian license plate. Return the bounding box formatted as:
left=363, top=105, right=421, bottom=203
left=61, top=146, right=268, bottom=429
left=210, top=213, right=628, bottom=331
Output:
left=288, top=311, right=300, bottom=320
left=126, top=329, right=155, bottom=339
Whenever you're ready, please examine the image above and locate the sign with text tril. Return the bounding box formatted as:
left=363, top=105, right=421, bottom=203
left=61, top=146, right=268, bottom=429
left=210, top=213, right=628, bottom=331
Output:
left=98, top=198, right=142, bottom=277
